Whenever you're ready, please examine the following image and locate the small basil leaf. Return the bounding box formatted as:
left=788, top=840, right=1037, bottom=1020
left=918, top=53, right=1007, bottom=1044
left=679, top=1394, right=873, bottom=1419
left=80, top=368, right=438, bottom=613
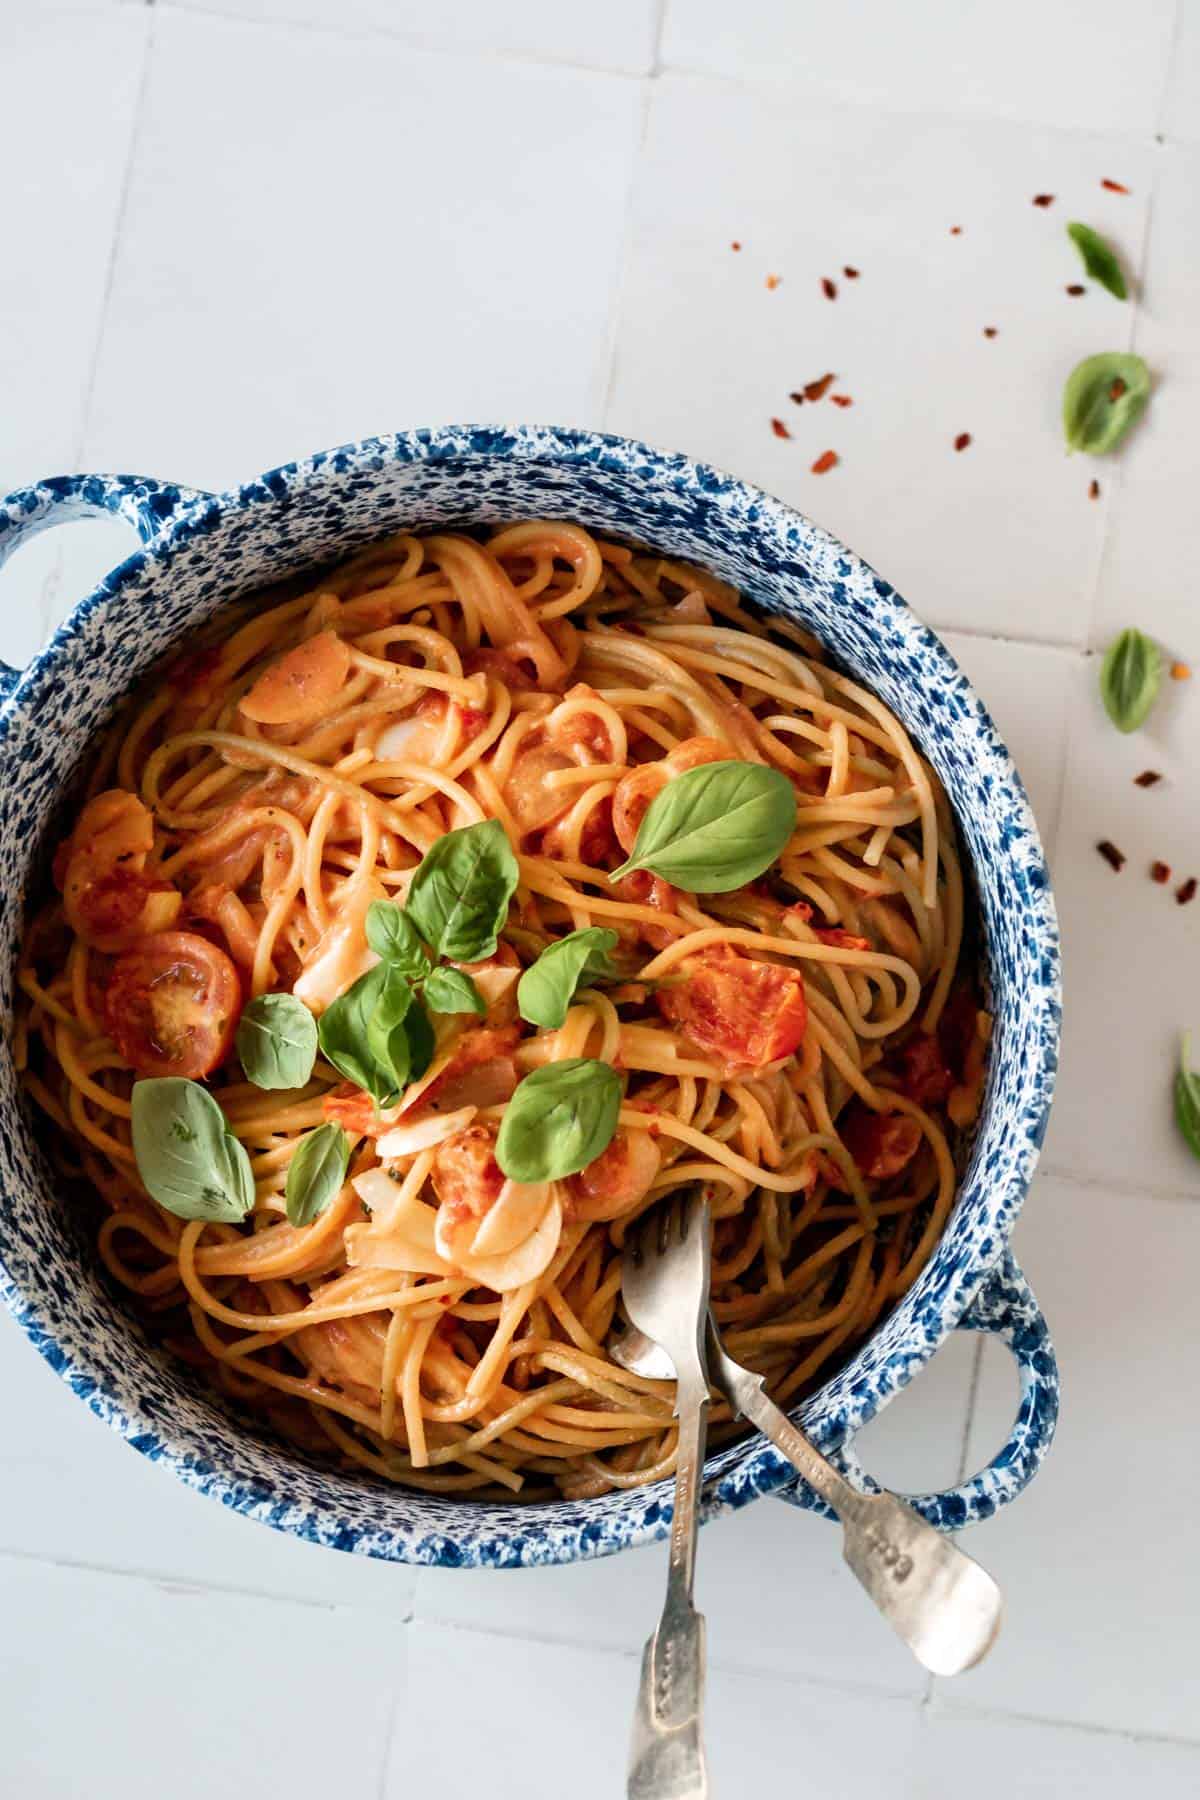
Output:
left=1175, top=1034, right=1200, bottom=1162
left=1066, top=222, right=1127, bottom=301
left=366, top=964, right=415, bottom=1095
left=1063, top=352, right=1151, bottom=454
left=366, top=900, right=432, bottom=979
left=318, top=963, right=396, bottom=1105
left=402, top=994, right=435, bottom=1083
left=131, top=1077, right=255, bottom=1223
left=285, top=1122, right=351, bottom=1226
left=235, top=992, right=318, bottom=1091
left=1099, top=627, right=1161, bottom=732
left=405, top=819, right=519, bottom=962
left=517, top=927, right=620, bottom=1029
left=424, top=966, right=486, bottom=1016
left=609, top=761, right=796, bottom=894
left=495, top=1057, right=622, bottom=1181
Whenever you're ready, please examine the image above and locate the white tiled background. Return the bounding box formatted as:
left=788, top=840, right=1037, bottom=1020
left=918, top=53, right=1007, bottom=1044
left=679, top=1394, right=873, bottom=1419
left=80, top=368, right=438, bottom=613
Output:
left=2, top=2, right=1198, bottom=1794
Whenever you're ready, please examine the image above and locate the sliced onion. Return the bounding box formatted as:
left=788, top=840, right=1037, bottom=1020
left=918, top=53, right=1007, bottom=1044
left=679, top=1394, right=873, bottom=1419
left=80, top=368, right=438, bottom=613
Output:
left=376, top=1105, right=477, bottom=1160
left=346, top=1179, right=449, bottom=1275
left=454, top=1189, right=563, bottom=1293
left=467, top=1177, right=553, bottom=1257
left=294, top=877, right=384, bottom=1013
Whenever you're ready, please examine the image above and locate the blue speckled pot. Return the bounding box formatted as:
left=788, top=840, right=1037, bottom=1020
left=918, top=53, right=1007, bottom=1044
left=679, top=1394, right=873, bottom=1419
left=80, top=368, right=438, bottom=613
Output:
left=0, top=427, right=1060, bottom=1567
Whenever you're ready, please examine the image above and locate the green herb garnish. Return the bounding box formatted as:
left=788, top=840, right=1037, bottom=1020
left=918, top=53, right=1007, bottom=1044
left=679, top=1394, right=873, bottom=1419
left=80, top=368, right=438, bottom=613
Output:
left=131, top=1078, right=255, bottom=1223
left=495, top=1058, right=622, bottom=1181
left=1066, top=224, right=1127, bottom=301
left=517, top=928, right=620, bottom=1029
left=235, top=992, right=318, bottom=1091
left=1063, top=352, right=1150, bottom=454
left=285, top=1121, right=351, bottom=1226
left=1100, top=627, right=1161, bottom=733
left=609, top=761, right=796, bottom=894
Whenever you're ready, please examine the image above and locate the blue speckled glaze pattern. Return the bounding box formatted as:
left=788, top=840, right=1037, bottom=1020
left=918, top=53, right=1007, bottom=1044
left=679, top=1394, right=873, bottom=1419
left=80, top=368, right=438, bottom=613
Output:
left=0, top=427, right=1060, bottom=1566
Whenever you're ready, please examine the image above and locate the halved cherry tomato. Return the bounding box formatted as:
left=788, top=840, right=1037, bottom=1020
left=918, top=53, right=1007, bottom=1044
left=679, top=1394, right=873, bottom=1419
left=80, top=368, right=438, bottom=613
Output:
left=657, top=944, right=807, bottom=1071
left=838, top=1105, right=922, bottom=1181
left=240, top=630, right=351, bottom=725
left=105, top=931, right=241, bottom=1078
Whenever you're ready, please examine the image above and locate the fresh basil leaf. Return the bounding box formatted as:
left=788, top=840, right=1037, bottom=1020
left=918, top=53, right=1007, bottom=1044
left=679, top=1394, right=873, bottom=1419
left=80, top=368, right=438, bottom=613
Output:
left=610, top=760, right=796, bottom=894
left=366, top=964, right=415, bottom=1094
left=318, top=963, right=396, bottom=1105
left=286, top=1122, right=351, bottom=1226
left=131, top=1077, right=255, bottom=1223
left=402, top=994, right=435, bottom=1083
left=405, top=819, right=519, bottom=962
left=496, top=1057, right=622, bottom=1181
left=1100, top=627, right=1161, bottom=732
left=424, top=966, right=486, bottom=1016
left=1063, top=352, right=1150, bottom=454
left=235, top=992, right=318, bottom=1091
left=1175, top=1034, right=1200, bottom=1162
left=366, top=900, right=432, bottom=979
left=1066, top=223, right=1127, bottom=301
left=517, top=927, right=620, bottom=1029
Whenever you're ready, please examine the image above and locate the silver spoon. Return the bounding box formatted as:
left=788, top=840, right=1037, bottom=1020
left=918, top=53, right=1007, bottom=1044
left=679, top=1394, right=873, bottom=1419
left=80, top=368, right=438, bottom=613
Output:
left=613, top=1312, right=1004, bottom=1679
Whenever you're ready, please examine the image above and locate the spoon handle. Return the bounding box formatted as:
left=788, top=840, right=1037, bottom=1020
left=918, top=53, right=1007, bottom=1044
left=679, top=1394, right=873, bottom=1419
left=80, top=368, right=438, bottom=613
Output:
left=628, top=1366, right=710, bottom=1799
left=708, top=1328, right=1003, bottom=1677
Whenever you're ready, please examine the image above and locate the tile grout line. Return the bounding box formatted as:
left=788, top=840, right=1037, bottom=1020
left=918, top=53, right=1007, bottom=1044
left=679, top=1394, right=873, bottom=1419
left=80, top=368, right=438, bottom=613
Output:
left=157, top=0, right=654, bottom=82
left=650, top=0, right=669, bottom=76
left=597, top=74, right=657, bottom=429
left=1038, top=1158, right=1200, bottom=1205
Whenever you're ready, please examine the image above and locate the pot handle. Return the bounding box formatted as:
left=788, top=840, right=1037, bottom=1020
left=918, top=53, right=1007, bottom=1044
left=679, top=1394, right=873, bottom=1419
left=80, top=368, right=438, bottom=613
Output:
left=776, top=1250, right=1058, bottom=1531
left=0, top=473, right=212, bottom=705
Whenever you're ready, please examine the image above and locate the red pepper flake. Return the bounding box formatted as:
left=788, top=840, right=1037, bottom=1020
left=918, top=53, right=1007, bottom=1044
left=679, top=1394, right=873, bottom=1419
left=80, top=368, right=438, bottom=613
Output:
left=789, top=392, right=805, bottom=405
left=1066, top=284, right=1086, bottom=296
left=811, top=450, right=838, bottom=475
left=954, top=432, right=972, bottom=452
left=831, top=393, right=853, bottom=407
left=770, top=417, right=792, bottom=440
left=1171, top=661, right=1191, bottom=681
left=950, top=225, right=963, bottom=235
left=983, top=326, right=998, bottom=338
left=1033, top=193, right=1055, bottom=207
left=1096, top=839, right=1126, bottom=871
left=1134, top=769, right=1162, bottom=787
left=766, top=273, right=782, bottom=290
left=731, top=240, right=742, bottom=251
left=1101, top=178, right=1130, bottom=194
left=821, top=276, right=837, bottom=300
left=1177, top=877, right=1197, bottom=906
left=1109, top=376, right=1127, bottom=401
left=843, top=265, right=860, bottom=279
left=1151, top=861, right=1171, bottom=884
left=803, top=372, right=836, bottom=402
left=1089, top=479, right=1100, bottom=500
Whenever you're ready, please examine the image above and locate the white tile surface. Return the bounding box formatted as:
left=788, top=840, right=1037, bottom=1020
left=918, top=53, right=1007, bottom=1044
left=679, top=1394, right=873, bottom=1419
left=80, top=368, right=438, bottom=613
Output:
left=959, top=1175, right=1200, bottom=1740
left=0, top=1305, right=417, bottom=1618
left=0, top=1555, right=402, bottom=1799
left=176, top=0, right=660, bottom=73
left=606, top=74, right=1151, bottom=643
left=662, top=0, right=1179, bottom=135
left=6, top=3, right=1200, bottom=1789
left=917, top=1703, right=1200, bottom=1800
left=397, top=1622, right=925, bottom=1797
left=83, top=6, right=644, bottom=491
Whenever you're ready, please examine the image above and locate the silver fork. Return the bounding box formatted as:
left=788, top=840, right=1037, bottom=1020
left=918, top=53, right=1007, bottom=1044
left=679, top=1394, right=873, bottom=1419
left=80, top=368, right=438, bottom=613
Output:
left=621, top=1187, right=713, bottom=1800
left=614, top=1308, right=1003, bottom=1678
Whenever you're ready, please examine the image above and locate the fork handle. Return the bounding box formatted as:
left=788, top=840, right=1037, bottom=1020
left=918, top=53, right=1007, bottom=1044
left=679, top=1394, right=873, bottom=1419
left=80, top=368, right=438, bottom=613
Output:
left=628, top=1367, right=710, bottom=1799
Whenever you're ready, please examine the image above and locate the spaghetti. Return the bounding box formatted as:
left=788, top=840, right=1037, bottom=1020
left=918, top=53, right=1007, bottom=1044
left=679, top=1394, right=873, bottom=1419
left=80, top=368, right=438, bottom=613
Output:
left=15, top=522, right=988, bottom=1500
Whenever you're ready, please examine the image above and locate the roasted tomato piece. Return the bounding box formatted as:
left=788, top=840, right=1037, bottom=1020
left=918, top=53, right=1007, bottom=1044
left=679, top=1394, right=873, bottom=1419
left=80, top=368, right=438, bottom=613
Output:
left=431, top=1123, right=505, bottom=1230
left=461, top=648, right=537, bottom=692
left=893, top=1032, right=953, bottom=1107
left=656, top=944, right=807, bottom=1071
left=813, top=926, right=871, bottom=951
left=69, top=867, right=181, bottom=953
left=838, top=1105, right=922, bottom=1181
left=566, top=1128, right=661, bottom=1223
left=240, top=630, right=351, bottom=725
left=105, top=931, right=241, bottom=1078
